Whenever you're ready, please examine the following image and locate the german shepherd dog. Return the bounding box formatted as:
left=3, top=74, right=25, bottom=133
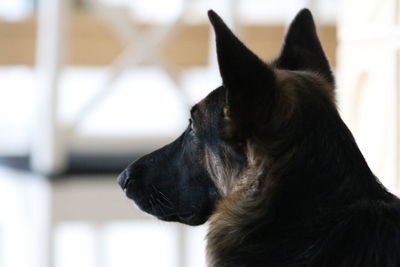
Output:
left=118, top=9, right=400, bottom=267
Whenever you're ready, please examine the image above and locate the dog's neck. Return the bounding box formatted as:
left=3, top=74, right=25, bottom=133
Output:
left=206, top=117, right=384, bottom=267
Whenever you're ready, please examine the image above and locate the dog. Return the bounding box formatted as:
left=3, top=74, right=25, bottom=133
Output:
left=118, top=9, right=400, bottom=267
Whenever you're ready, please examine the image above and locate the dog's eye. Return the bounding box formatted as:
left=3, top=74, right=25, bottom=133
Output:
left=189, top=119, right=196, bottom=134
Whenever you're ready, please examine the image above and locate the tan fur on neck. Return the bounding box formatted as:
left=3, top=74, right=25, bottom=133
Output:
left=206, top=141, right=270, bottom=267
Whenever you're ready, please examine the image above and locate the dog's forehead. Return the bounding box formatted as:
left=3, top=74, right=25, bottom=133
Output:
left=275, top=69, right=335, bottom=101
left=194, top=86, right=226, bottom=116
left=276, top=69, right=322, bottom=85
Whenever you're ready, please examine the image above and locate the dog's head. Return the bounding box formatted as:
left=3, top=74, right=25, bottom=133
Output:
left=118, top=9, right=335, bottom=226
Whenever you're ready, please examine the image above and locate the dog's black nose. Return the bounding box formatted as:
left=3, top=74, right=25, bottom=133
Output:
left=117, top=170, right=130, bottom=189
left=117, top=162, right=146, bottom=190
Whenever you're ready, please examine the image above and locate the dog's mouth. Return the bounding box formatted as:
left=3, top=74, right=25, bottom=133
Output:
left=136, top=200, right=206, bottom=225
left=123, top=189, right=207, bottom=226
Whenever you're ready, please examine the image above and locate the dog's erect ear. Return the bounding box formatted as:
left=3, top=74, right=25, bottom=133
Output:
left=274, top=9, right=334, bottom=84
left=208, top=10, right=275, bottom=137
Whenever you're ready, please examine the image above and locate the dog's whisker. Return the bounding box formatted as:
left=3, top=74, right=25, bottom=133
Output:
left=151, top=185, right=174, bottom=206
left=148, top=197, right=156, bottom=214
left=150, top=193, right=167, bottom=216
left=157, top=193, right=174, bottom=208
left=154, top=196, right=174, bottom=210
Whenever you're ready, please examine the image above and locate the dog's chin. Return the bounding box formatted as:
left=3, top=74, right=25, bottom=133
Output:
left=147, top=206, right=209, bottom=226
left=126, top=193, right=209, bottom=226
left=157, top=213, right=208, bottom=226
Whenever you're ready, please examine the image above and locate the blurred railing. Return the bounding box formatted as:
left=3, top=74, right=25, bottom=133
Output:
left=0, top=13, right=337, bottom=66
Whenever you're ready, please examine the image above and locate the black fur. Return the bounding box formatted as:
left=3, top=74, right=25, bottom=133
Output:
left=273, top=9, right=334, bottom=84
left=118, top=9, right=400, bottom=266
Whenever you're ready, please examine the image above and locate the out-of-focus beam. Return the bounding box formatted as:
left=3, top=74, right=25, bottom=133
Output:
left=31, top=0, right=69, bottom=175
left=0, top=15, right=337, bottom=67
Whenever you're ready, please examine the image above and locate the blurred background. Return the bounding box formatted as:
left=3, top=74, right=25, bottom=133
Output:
left=0, top=0, right=398, bottom=267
